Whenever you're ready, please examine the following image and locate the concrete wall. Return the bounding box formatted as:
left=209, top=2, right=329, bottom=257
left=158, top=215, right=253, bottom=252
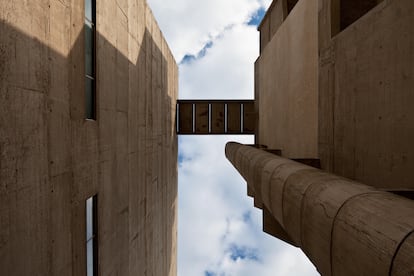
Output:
left=319, top=0, right=414, bottom=189
left=0, top=0, right=178, bottom=275
left=259, top=0, right=286, bottom=52
left=256, top=0, right=319, bottom=158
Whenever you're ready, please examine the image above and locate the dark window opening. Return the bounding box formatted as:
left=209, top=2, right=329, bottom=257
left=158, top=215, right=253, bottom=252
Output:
left=332, top=0, right=384, bottom=36
left=85, top=0, right=96, bottom=119
left=287, top=0, right=299, bottom=14
left=86, top=195, right=98, bottom=276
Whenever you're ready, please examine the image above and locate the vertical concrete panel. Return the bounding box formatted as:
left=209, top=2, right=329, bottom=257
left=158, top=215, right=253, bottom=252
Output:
left=330, top=0, right=414, bottom=189
left=269, top=0, right=285, bottom=38
left=257, top=0, right=319, bottom=158
left=317, top=61, right=335, bottom=172
left=260, top=17, right=270, bottom=52
left=318, top=0, right=336, bottom=172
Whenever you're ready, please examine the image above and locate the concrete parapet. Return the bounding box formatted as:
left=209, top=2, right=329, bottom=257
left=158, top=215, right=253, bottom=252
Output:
left=225, top=142, right=414, bottom=276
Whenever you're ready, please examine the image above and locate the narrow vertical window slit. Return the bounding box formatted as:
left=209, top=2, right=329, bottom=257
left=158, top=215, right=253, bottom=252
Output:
left=86, top=195, right=98, bottom=276
left=85, top=0, right=96, bottom=119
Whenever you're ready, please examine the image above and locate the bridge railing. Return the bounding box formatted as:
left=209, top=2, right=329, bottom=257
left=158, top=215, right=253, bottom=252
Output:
left=176, top=100, right=256, bottom=135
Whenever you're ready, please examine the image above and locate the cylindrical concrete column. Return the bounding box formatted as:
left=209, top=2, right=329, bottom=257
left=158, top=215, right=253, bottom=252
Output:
left=225, top=142, right=414, bottom=276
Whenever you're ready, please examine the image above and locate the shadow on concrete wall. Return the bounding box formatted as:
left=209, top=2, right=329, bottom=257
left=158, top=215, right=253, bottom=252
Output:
left=0, top=17, right=177, bottom=276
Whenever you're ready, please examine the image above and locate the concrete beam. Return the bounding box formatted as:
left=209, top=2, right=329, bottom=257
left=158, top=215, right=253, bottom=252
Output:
left=225, top=142, right=414, bottom=276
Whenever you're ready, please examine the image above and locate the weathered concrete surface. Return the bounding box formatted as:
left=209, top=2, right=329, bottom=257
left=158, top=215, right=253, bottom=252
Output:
left=319, top=0, right=414, bottom=189
left=259, top=0, right=286, bottom=52
left=262, top=205, right=297, bottom=247
left=256, top=0, right=319, bottom=158
left=226, top=142, right=414, bottom=276
left=0, top=0, right=178, bottom=275
left=259, top=0, right=300, bottom=52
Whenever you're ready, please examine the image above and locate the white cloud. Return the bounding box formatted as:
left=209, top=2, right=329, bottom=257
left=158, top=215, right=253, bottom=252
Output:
left=179, top=24, right=258, bottom=99
left=146, top=1, right=320, bottom=276
left=148, top=0, right=272, bottom=61
left=177, top=135, right=318, bottom=276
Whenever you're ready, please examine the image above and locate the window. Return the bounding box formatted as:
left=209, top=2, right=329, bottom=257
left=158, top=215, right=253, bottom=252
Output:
left=86, top=195, right=98, bottom=276
left=85, top=0, right=96, bottom=119
left=332, top=0, right=384, bottom=36
left=287, top=0, right=299, bottom=14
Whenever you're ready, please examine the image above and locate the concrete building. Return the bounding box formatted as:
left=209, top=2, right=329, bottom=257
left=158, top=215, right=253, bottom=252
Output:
left=2, top=0, right=413, bottom=275
left=0, top=0, right=178, bottom=275
left=227, top=0, right=414, bottom=275
left=255, top=0, right=414, bottom=190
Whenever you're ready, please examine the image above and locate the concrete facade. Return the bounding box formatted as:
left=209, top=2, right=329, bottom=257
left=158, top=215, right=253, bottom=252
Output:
left=319, top=0, right=414, bottom=189
left=256, top=0, right=319, bottom=159
left=226, top=142, right=414, bottom=276
left=256, top=0, right=414, bottom=190
left=230, top=0, right=414, bottom=274
left=0, top=0, right=178, bottom=275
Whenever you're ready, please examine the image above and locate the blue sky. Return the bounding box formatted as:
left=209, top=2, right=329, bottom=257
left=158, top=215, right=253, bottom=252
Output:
left=247, top=7, right=266, bottom=26
left=147, top=1, right=320, bottom=275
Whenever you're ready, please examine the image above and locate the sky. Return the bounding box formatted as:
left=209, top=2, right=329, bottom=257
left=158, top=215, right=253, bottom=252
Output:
left=146, top=0, right=320, bottom=275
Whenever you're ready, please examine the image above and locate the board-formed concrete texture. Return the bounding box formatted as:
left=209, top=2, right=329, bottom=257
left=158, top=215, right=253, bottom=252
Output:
left=0, top=0, right=178, bottom=275
left=257, top=0, right=414, bottom=188
left=319, top=0, right=414, bottom=189
left=248, top=0, right=414, bottom=274
left=256, top=0, right=319, bottom=159
left=226, top=142, right=414, bottom=276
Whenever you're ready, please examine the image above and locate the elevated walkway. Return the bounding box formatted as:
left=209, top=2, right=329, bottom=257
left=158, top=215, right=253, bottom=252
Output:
left=176, top=100, right=256, bottom=135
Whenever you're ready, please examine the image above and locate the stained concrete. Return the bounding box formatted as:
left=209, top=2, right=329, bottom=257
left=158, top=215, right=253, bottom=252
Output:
left=251, top=0, right=414, bottom=274
left=319, top=0, right=414, bottom=189
left=256, top=0, right=319, bottom=159
left=0, top=0, right=178, bottom=275
left=258, top=0, right=414, bottom=188
left=226, top=142, right=414, bottom=276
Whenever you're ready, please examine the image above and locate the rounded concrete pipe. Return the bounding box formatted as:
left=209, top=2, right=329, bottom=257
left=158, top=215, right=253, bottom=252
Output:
left=225, top=142, right=414, bottom=276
